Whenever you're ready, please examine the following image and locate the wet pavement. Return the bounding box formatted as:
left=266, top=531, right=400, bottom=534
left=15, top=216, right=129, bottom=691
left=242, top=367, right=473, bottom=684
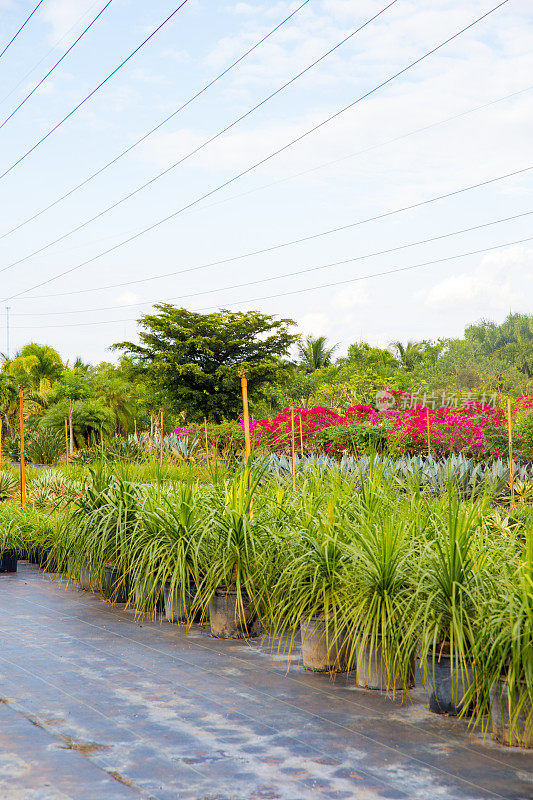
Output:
left=0, top=563, right=531, bottom=800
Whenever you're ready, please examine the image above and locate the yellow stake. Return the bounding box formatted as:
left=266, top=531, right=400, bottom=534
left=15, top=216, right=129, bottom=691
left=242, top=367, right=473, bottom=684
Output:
left=65, top=417, right=69, bottom=467
left=291, top=405, right=296, bottom=491
left=204, top=417, right=210, bottom=467
left=19, top=386, right=26, bottom=509
left=159, top=409, right=164, bottom=467
left=240, top=371, right=251, bottom=463
left=134, top=418, right=137, bottom=438
left=507, top=397, right=515, bottom=508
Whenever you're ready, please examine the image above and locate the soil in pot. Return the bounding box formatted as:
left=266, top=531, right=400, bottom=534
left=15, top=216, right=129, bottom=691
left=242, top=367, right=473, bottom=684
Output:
left=426, top=649, right=474, bottom=716
left=209, top=587, right=258, bottom=639
left=104, top=565, right=128, bottom=604
left=300, top=617, right=349, bottom=672
left=356, top=635, right=415, bottom=691
left=0, top=549, right=17, bottom=573
left=163, top=581, right=199, bottom=623
left=490, top=678, right=533, bottom=748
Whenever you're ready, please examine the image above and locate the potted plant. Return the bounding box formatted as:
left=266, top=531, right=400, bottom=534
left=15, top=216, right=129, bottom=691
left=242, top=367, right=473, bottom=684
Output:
left=472, top=532, right=533, bottom=747
left=267, top=508, right=353, bottom=672
left=417, top=500, right=485, bottom=716
left=200, top=468, right=263, bottom=638
left=345, top=512, right=416, bottom=694
left=0, top=528, right=19, bottom=573
left=129, top=480, right=204, bottom=621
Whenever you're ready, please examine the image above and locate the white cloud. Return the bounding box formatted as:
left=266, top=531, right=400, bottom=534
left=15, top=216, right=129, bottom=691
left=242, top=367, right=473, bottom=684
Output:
left=114, top=292, right=140, bottom=307
left=299, top=312, right=329, bottom=337
left=43, top=0, right=98, bottom=41
left=332, top=285, right=371, bottom=309
left=418, top=246, right=533, bottom=312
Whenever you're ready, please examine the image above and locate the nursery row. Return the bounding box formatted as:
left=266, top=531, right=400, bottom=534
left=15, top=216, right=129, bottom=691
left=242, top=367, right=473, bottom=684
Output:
left=1, top=463, right=532, bottom=749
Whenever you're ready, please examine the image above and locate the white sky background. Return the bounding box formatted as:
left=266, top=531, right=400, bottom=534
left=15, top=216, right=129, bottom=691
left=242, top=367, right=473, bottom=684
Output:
left=0, top=0, right=531, bottom=362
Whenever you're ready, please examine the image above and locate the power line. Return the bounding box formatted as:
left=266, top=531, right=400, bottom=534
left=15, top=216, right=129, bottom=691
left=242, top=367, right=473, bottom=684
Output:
left=0, top=0, right=190, bottom=183
left=0, top=0, right=105, bottom=108
left=0, top=0, right=400, bottom=273
left=14, top=160, right=533, bottom=303
left=0, top=0, right=313, bottom=242
left=0, top=1, right=114, bottom=132
left=10, top=233, right=533, bottom=329
left=12, top=210, right=533, bottom=316
left=2, top=0, right=511, bottom=302
left=0, top=0, right=46, bottom=62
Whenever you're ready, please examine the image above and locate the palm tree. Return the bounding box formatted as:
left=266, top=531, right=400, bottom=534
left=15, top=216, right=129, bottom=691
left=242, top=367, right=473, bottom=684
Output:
left=297, top=336, right=338, bottom=373
left=389, top=341, right=424, bottom=372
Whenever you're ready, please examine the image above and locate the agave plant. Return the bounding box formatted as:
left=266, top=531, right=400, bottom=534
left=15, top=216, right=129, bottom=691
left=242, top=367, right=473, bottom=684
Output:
left=0, top=470, right=18, bottom=501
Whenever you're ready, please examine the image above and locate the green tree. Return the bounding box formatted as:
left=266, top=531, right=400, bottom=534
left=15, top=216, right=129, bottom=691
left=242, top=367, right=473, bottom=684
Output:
left=114, top=305, right=298, bottom=421
left=389, top=340, right=424, bottom=372
left=8, top=343, right=63, bottom=389
left=297, top=335, right=338, bottom=373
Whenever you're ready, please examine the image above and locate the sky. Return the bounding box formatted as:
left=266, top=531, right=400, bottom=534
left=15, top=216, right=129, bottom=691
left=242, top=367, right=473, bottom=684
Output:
left=0, top=0, right=531, bottom=364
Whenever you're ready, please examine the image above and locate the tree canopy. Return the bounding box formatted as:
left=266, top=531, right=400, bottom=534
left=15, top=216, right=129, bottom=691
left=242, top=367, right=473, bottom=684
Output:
left=114, top=305, right=298, bottom=421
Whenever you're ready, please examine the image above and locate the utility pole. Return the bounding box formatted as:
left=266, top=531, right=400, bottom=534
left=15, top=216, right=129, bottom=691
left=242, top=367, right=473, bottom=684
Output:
left=5, top=306, right=10, bottom=360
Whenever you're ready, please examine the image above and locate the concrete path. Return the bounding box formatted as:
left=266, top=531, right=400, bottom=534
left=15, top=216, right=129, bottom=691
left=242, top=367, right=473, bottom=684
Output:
left=0, top=562, right=531, bottom=800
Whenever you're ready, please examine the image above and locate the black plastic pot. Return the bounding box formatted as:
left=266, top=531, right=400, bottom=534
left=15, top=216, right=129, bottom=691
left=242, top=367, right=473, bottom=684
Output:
left=163, top=581, right=198, bottom=623
left=300, top=617, right=349, bottom=672
left=132, top=572, right=164, bottom=612
left=490, top=677, right=533, bottom=748
left=43, top=548, right=59, bottom=573
left=426, top=651, right=473, bottom=716
left=0, top=549, right=17, bottom=573
left=209, top=587, right=258, bottom=639
left=29, top=544, right=42, bottom=565
left=104, top=565, right=128, bottom=604
left=356, top=634, right=415, bottom=691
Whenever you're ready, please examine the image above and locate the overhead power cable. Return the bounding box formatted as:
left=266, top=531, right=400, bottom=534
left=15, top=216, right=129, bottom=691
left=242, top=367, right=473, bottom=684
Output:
left=0, top=0, right=190, bottom=182
left=0, top=0, right=400, bottom=272
left=0, top=1, right=114, bottom=132
left=13, top=210, right=533, bottom=316
left=1, top=0, right=511, bottom=302
left=10, top=233, right=533, bottom=329
left=0, top=0, right=106, bottom=108
left=0, top=0, right=46, bottom=62
left=0, top=0, right=313, bottom=242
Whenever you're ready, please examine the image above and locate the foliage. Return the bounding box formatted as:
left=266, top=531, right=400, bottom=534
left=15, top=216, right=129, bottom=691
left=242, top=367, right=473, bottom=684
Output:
left=114, top=305, right=298, bottom=421
left=25, top=428, right=66, bottom=464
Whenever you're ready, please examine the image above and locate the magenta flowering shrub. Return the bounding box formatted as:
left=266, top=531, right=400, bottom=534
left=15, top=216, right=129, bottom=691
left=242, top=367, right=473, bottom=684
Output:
left=168, top=396, right=533, bottom=460
left=385, top=402, right=507, bottom=458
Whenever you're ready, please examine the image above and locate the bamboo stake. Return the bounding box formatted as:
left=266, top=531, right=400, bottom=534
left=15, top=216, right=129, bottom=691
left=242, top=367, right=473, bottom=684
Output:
left=426, top=409, right=431, bottom=458
left=299, top=413, right=304, bottom=457
left=291, top=405, right=296, bottom=491
left=19, top=386, right=26, bottom=509
left=64, top=417, right=69, bottom=467
left=134, top=418, right=137, bottom=438
left=159, top=409, right=164, bottom=468
left=204, top=417, right=210, bottom=467
left=507, top=397, right=515, bottom=508
left=239, top=371, right=251, bottom=463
